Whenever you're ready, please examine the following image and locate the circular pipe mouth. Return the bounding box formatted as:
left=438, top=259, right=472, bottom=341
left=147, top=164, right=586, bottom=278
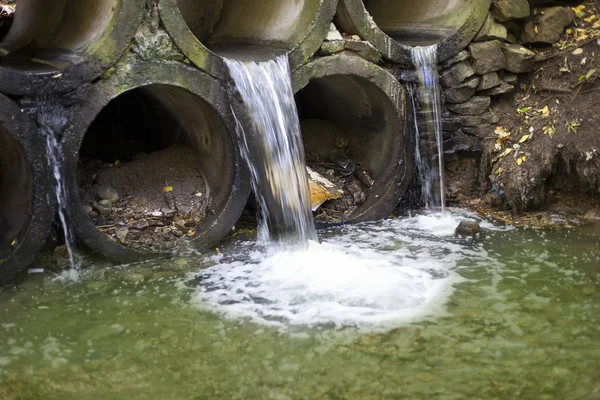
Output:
left=0, top=122, right=33, bottom=261
left=159, top=0, right=337, bottom=76
left=292, top=53, right=414, bottom=223
left=0, top=0, right=144, bottom=93
left=64, top=62, right=250, bottom=262
left=338, top=0, right=491, bottom=63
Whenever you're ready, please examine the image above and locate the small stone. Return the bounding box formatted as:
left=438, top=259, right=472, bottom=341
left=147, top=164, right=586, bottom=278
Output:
left=458, top=113, right=494, bottom=127
left=325, top=23, right=343, bottom=41
left=583, top=209, right=600, bottom=222
left=455, top=220, right=481, bottom=236
left=351, top=35, right=361, bottom=41
left=440, top=50, right=470, bottom=69
left=447, top=96, right=491, bottom=116
left=175, top=258, right=189, bottom=267
left=462, top=125, right=494, bottom=138
left=440, top=61, right=475, bottom=88
left=475, top=13, right=508, bottom=42
left=502, top=44, right=536, bottom=73
left=93, top=200, right=112, bottom=215
left=343, top=40, right=382, bottom=64
left=125, top=273, right=145, bottom=283
left=347, top=182, right=366, bottom=204
left=521, top=7, right=575, bottom=44
left=502, top=72, right=519, bottom=84
left=83, top=205, right=93, bottom=215
left=444, top=79, right=479, bottom=104
left=468, top=40, right=506, bottom=74
left=477, top=72, right=503, bottom=91
left=319, top=40, right=345, bottom=55
left=96, top=184, right=119, bottom=203
left=480, top=82, right=515, bottom=96
left=492, top=0, right=530, bottom=22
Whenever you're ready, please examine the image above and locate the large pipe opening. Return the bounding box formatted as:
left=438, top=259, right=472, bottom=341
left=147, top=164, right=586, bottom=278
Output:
left=0, top=122, right=33, bottom=260
left=0, top=0, right=121, bottom=73
left=295, top=74, right=402, bottom=222
left=363, top=0, right=475, bottom=46
left=78, top=84, right=237, bottom=253
left=176, top=0, right=322, bottom=58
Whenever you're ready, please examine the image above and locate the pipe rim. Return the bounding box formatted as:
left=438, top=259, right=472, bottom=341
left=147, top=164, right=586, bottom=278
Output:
left=63, top=60, right=251, bottom=263
left=339, top=0, right=491, bottom=64
left=0, top=94, right=54, bottom=284
left=0, top=0, right=146, bottom=95
left=158, top=0, right=338, bottom=79
left=292, top=52, right=414, bottom=223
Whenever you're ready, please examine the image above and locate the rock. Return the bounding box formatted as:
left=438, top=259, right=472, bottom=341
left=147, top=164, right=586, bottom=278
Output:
left=447, top=96, right=491, bottom=116
left=502, top=71, right=519, bottom=84
left=440, top=50, right=470, bottom=69
left=442, top=116, right=463, bottom=132
left=444, top=76, right=480, bottom=104
left=492, top=0, right=531, bottom=21
left=462, top=125, right=494, bottom=138
left=468, top=40, right=506, bottom=74
left=96, top=184, right=119, bottom=203
left=347, top=182, right=366, bottom=204
left=583, top=209, right=600, bottom=222
left=480, top=82, right=515, bottom=96
left=125, top=273, right=145, bottom=282
left=83, top=205, right=93, bottom=215
left=440, top=61, right=476, bottom=88
left=455, top=220, right=481, bottom=236
left=325, top=23, right=343, bottom=41
left=475, top=13, right=508, bottom=42
left=444, top=130, right=483, bottom=154
left=458, top=113, right=495, bottom=127
left=521, top=7, right=575, bottom=44
left=502, top=44, right=536, bottom=73
left=320, top=40, right=345, bottom=55
left=307, top=166, right=344, bottom=211
left=477, top=72, right=503, bottom=91
left=93, top=200, right=112, bottom=215
left=343, top=40, right=382, bottom=64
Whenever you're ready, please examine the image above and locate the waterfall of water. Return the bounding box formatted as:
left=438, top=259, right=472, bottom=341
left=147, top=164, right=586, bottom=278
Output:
left=226, top=55, right=317, bottom=248
left=38, top=104, right=77, bottom=269
left=410, top=45, right=445, bottom=212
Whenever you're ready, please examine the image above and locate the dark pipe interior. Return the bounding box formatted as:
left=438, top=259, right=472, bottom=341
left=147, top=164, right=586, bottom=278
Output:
left=177, top=0, right=319, bottom=57
left=79, top=84, right=235, bottom=226
left=0, top=0, right=120, bottom=72
left=363, top=0, right=473, bottom=45
left=295, top=75, right=398, bottom=217
left=0, top=123, right=33, bottom=258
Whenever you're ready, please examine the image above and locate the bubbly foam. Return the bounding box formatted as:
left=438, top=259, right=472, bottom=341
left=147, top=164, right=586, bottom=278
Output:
left=190, top=211, right=497, bottom=328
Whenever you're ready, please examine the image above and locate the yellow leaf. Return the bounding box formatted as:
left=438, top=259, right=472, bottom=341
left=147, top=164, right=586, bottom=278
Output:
left=541, top=106, right=550, bottom=117
left=517, top=158, right=523, bottom=166
left=577, top=32, right=589, bottom=41
left=51, top=73, right=62, bottom=79
left=163, top=186, right=174, bottom=193
left=522, top=156, right=527, bottom=162
left=187, top=230, right=195, bottom=237
left=584, top=15, right=597, bottom=23
left=593, top=21, right=600, bottom=29
left=10, top=239, right=16, bottom=247
left=534, top=25, right=539, bottom=34
left=566, top=28, right=573, bottom=35
left=519, top=135, right=530, bottom=143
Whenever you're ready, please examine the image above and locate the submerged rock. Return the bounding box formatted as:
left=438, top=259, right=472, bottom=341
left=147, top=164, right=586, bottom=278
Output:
left=455, top=220, right=481, bottom=237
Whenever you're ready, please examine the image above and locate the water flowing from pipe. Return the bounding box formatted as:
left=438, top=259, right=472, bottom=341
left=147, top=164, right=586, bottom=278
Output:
left=38, top=103, right=77, bottom=269
left=410, top=45, right=445, bottom=212
left=226, top=55, right=317, bottom=249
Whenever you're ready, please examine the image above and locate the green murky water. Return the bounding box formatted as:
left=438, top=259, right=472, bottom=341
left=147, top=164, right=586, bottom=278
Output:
left=1, top=213, right=599, bottom=400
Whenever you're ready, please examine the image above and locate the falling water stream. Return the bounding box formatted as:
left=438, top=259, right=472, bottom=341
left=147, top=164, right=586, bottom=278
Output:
left=410, top=45, right=446, bottom=212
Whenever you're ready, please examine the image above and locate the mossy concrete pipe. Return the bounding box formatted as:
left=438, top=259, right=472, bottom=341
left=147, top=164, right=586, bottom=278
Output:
left=292, top=52, right=414, bottom=223
left=62, top=60, right=251, bottom=263
left=158, top=0, right=338, bottom=78
left=0, top=94, right=54, bottom=284
left=337, top=0, right=491, bottom=64
left=0, top=0, right=145, bottom=95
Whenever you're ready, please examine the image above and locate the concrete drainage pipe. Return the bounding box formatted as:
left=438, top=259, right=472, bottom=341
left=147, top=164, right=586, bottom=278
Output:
left=0, top=0, right=145, bottom=95
left=0, top=94, right=54, bottom=284
left=63, top=61, right=251, bottom=263
left=158, top=0, right=338, bottom=78
left=337, top=0, right=491, bottom=64
left=292, top=53, right=414, bottom=224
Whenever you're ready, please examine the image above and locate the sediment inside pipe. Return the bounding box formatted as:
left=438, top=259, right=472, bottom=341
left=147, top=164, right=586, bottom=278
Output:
left=176, top=0, right=322, bottom=59
left=0, top=122, right=33, bottom=260
left=77, top=84, right=236, bottom=253
left=363, top=0, right=475, bottom=46
left=0, top=0, right=120, bottom=72
left=295, top=74, right=401, bottom=222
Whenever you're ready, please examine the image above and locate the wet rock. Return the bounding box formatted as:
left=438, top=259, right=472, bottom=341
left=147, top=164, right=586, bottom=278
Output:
left=444, top=130, right=483, bottom=154
left=502, top=44, right=536, bottom=73
left=447, top=96, right=491, bottom=116
left=455, top=220, right=481, bottom=236
left=458, top=113, right=495, bottom=127
left=96, top=184, right=119, bottom=203
left=477, top=72, right=503, bottom=91
left=83, top=205, right=94, bottom=215
left=480, top=82, right=515, bottom=96
left=468, top=40, right=506, bottom=74
left=521, top=7, right=575, bottom=44
left=502, top=71, right=519, bottom=84
left=93, top=200, right=112, bottom=215
left=583, top=209, right=600, bottom=222
left=440, top=61, right=475, bottom=88
left=125, top=273, right=145, bottom=283
left=475, top=13, right=509, bottom=42
left=440, top=50, right=470, bottom=69
left=462, top=125, right=493, bottom=138
left=444, top=76, right=480, bottom=104
left=492, top=0, right=531, bottom=21
left=442, top=116, right=463, bottom=132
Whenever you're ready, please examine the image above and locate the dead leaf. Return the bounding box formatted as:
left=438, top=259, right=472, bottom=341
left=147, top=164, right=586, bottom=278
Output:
left=572, top=48, right=583, bottom=55
left=163, top=186, right=174, bottom=193
left=519, top=135, right=530, bottom=143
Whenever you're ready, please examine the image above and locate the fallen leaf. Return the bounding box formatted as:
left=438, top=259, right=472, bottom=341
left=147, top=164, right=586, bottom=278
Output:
left=518, top=107, right=529, bottom=113
left=163, top=186, right=174, bottom=193
left=517, top=158, right=523, bottom=166
left=51, top=73, right=62, bottom=79
left=10, top=239, right=16, bottom=247
left=187, top=230, right=195, bottom=237
left=541, top=106, right=550, bottom=117
left=572, top=48, right=583, bottom=55
left=519, top=135, right=530, bottom=143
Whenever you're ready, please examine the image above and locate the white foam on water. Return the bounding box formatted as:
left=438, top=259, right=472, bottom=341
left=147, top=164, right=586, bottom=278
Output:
left=190, top=212, right=496, bottom=329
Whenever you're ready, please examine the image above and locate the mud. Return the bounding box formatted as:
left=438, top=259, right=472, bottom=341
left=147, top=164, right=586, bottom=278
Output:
left=79, top=146, right=208, bottom=253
